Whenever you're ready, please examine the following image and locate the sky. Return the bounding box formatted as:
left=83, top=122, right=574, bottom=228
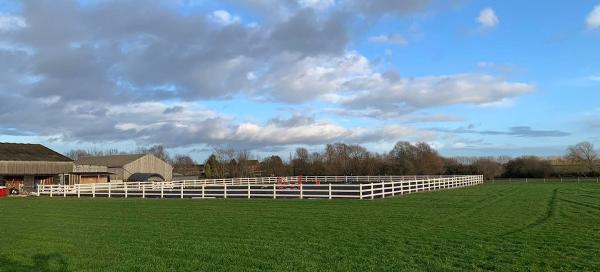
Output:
left=0, top=0, right=599, bottom=161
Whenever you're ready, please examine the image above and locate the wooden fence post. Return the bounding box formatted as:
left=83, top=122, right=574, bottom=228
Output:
left=180, top=184, right=184, bottom=199
left=300, top=183, right=303, bottom=199
left=124, top=183, right=128, bottom=198
left=224, top=184, right=227, bottom=199
left=371, top=183, right=374, bottom=200
left=77, top=185, right=80, bottom=198
left=273, top=184, right=276, bottom=199
left=63, top=185, right=66, bottom=197
left=108, top=183, right=112, bottom=198
left=381, top=182, right=385, bottom=198
left=202, top=185, right=205, bottom=198
left=359, top=184, right=363, bottom=199
left=248, top=184, right=251, bottom=199
left=92, top=184, right=95, bottom=198
left=142, top=186, right=145, bottom=199
left=329, top=183, right=332, bottom=199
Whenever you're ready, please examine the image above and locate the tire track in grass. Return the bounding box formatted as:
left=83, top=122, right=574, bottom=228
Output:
left=439, top=185, right=519, bottom=224
left=558, top=198, right=600, bottom=212
left=500, top=188, right=558, bottom=237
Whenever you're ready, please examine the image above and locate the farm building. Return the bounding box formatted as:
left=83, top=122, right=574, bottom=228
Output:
left=173, top=164, right=204, bottom=180
left=0, top=143, right=73, bottom=193
left=75, top=154, right=173, bottom=182
left=70, top=164, right=112, bottom=185
left=0, top=143, right=114, bottom=192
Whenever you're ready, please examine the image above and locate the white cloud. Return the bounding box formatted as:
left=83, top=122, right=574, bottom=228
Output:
left=368, top=34, right=408, bottom=46
left=0, top=1, right=537, bottom=150
left=477, top=61, right=495, bottom=68
left=105, top=103, right=421, bottom=147
left=260, top=52, right=372, bottom=102
left=587, top=5, right=600, bottom=29
left=51, top=99, right=423, bottom=148
left=588, top=75, right=600, bottom=82
left=210, top=10, right=241, bottom=25
left=339, top=73, right=534, bottom=113
left=257, top=51, right=534, bottom=117
left=412, top=114, right=464, bottom=122
left=298, top=0, right=335, bottom=10
left=0, top=13, right=26, bottom=32
left=477, top=8, right=499, bottom=28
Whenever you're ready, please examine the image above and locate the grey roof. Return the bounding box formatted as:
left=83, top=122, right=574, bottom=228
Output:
left=0, top=143, right=73, bottom=162
left=75, top=154, right=146, bottom=168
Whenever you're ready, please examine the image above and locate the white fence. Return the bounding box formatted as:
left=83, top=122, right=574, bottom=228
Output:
left=37, top=175, right=483, bottom=200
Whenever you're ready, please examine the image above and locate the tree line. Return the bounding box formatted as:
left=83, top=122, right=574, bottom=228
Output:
left=66, top=141, right=599, bottom=180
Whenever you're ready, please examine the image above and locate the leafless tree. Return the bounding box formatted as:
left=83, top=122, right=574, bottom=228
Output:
left=261, top=155, right=289, bottom=176
left=138, top=145, right=171, bottom=163
left=471, top=159, right=504, bottom=180
left=234, top=149, right=254, bottom=177
left=389, top=141, right=444, bottom=175
left=566, top=142, right=599, bottom=176
left=65, top=148, right=125, bottom=160
left=172, top=154, right=195, bottom=167
left=292, top=148, right=310, bottom=175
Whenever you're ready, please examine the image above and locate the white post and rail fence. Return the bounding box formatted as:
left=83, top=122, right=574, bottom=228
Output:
left=36, top=175, right=483, bottom=200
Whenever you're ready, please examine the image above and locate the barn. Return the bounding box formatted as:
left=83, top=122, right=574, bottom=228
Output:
left=0, top=143, right=73, bottom=194
left=75, top=154, right=173, bottom=182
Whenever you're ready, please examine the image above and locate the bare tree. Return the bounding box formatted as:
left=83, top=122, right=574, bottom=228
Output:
left=235, top=149, right=254, bottom=177
left=471, top=159, right=504, bottom=180
left=138, top=145, right=171, bottom=163
left=261, top=155, right=289, bottom=176
left=214, top=148, right=235, bottom=177
left=292, top=148, right=310, bottom=175
left=172, top=154, right=195, bottom=167
left=205, top=154, right=225, bottom=178
left=389, top=141, right=444, bottom=175
left=65, top=149, right=89, bottom=160
left=567, top=142, right=599, bottom=176
left=65, top=148, right=126, bottom=160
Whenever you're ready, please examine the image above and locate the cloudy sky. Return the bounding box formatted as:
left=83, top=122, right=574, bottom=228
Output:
left=0, top=0, right=599, bottom=160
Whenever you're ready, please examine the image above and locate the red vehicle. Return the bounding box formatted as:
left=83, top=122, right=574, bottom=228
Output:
left=0, top=186, right=7, bottom=198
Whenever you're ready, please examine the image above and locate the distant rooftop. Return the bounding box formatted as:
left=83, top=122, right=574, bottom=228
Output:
left=0, top=143, right=73, bottom=162
left=75, top=154, right=147, bottom=168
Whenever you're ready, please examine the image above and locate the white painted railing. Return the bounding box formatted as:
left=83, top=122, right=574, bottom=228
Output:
left=36, top=175, right=483, bottom=200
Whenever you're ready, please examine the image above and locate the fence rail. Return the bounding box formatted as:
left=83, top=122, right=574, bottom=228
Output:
left=490, top=177, right=600, bottom=183
left=37, top=175, right=483, bottom=200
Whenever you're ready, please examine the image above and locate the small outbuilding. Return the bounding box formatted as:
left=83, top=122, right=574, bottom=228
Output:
left=75, top=154, right=173, bottom=182
left=173, top=164, right=204, bottom=180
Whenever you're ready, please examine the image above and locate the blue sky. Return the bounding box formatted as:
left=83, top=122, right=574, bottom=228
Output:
left=0, top=0, right=599, bottom=161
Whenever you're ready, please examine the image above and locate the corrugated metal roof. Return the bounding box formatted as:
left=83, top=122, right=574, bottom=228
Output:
left=75, top=154, right=146, bottom=168
left=0, top=143, right=73, bottom=162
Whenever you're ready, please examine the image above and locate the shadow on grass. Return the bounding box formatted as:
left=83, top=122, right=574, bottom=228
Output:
left=0, top=253, right=71, bottom=272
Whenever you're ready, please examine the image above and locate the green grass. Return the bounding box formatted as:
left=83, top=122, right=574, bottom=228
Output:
left=1, top=182, right=600, bottom=271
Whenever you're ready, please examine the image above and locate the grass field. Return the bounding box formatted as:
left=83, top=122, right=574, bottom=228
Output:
left=1, top=182, right=600, bottom=271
